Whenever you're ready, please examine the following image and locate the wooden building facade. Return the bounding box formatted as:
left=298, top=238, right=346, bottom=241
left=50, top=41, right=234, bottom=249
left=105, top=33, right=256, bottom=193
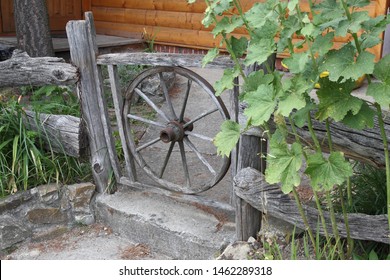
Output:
left=0, top=0, right=389, bottom=58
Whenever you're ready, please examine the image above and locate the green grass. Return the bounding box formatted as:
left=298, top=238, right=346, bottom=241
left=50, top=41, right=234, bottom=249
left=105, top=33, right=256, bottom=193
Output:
left=0, top=99, right=90, bottom=197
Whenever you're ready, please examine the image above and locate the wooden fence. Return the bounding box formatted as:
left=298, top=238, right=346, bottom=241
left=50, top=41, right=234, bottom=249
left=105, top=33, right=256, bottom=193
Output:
left=1, top=12, right=388, bottom=243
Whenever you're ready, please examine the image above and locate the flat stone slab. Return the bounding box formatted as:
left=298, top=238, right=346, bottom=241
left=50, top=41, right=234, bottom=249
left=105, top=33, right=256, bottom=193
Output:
left=96, top=189, right=236, bottom=259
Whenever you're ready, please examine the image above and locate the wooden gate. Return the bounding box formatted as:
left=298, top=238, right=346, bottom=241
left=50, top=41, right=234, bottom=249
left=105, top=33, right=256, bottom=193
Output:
left=0, top=0, right=82, bottom=33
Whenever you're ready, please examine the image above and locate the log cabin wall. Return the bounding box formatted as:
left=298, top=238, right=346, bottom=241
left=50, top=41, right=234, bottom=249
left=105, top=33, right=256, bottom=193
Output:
left=0, top=0, right=91, bottom=34
left=91, top=0, right=389, bottom=60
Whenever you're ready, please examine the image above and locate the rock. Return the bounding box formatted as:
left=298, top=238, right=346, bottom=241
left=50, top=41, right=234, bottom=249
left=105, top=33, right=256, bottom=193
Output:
left=136, top=72, right=176, bottom=103
left=65, top=183, right=96, bottom=213
left=27, top=208, right=68, bottom=224
left=75, top=214, right=95, bottom=226
left=34, top=183, right=61, bottom=205
left=0, top=215, right=31, bottom=250
left=216, top=241, right=251, bottom=260
left=0, top=44, right=15, bottom=62
left=0, top=191, right=33, bottom=214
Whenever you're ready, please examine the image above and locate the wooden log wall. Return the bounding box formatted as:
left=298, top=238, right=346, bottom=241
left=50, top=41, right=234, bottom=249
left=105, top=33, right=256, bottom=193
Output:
left=90, top=0, right=388, bottom=60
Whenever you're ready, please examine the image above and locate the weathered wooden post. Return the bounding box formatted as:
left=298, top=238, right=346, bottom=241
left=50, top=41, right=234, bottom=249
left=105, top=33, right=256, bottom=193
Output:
left=234, top=54, right=276, bottom=241
left=66, top=12, right=120, bottom=193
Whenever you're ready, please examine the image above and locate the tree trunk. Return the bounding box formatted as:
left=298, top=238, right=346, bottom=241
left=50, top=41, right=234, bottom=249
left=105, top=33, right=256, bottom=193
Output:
left=14, top=0, right=54, bottom=57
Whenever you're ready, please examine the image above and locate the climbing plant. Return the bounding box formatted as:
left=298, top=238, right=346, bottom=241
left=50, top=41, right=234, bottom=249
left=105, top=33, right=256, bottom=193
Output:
left=189, top=0, right=390, bottom=257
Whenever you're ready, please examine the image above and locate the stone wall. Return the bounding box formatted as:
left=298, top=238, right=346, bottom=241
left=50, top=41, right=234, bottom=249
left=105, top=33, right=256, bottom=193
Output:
left=0, top=183, right=95, bottom=251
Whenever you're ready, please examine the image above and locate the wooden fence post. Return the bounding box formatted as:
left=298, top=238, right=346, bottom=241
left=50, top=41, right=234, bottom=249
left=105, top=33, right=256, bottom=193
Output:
left=66, top=13, right=119, bottom=193
left=235, top=54, right=276, bottom=241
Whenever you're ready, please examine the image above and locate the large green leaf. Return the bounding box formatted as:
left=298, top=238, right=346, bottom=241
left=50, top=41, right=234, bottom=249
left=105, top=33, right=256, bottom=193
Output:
left=342, top=102, right=375, bottom=130
left=277, top=75, right=308, bottom=117
left=320, top=44, right=375, bottom=82
left=202, top=48, right=219, bottom=67
left=245, top=1, right=278, bottom=29
left=283, top=52, right=311, bottom=74
left=214, top=67, right=240, bottom=96
left=265, top=136, right=303, bottom=194
left=242, top=70, right=274, bottom=94
left=213, top=120, right=240, bottom=157
left=336, top=11, right=371, bottom=37
left=212, top=16, right=243, bottom=36
left=367, top=54, right=390, bottom=108
left=244, top=38, right=276, bottom=66
left=316, top=77, right=363, bottom=121
left=305, top=151, right=353, bottom=191
left=312, top=32, right=334, bottom=56
left=230, top=36, right=248, bottom=58
left=243, top=84, right=276, bottom=126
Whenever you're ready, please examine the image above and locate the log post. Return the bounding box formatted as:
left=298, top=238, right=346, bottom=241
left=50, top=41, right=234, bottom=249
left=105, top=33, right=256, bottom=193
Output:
left=66, top=13, right=118, bottom=193
left=234, top=54, right=276, bottom=241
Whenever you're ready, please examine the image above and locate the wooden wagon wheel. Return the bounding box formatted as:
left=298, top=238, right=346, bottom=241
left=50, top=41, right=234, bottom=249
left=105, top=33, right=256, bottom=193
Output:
left=123, top=66, right=230, bottom=194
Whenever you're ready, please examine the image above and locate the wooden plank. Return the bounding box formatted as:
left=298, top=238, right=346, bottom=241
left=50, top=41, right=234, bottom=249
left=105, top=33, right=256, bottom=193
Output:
left=0, top=50, right=78, bottom=87
left=240, top=107, right=390, bottom=168
left=97, top=52, right=236, bottom=69
left=66, top=13, right=114, bottom=193
left=23, top=110, right=87, bottom=158
left=92, top=6, right=210, bottom=32
left=91, top=0, right=207, bottom=13
left=82, top=0, right=92, bottom=12
left=0, top=1, right=3, bottom=34
left=107, top=65, right=137, bottom=182
left=1, top=0, right=15, bottom=32
left=234, top=167, right=390, bottom=244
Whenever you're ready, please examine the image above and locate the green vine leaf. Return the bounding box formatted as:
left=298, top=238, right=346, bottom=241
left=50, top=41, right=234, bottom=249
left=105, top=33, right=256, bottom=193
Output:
left=305, top=151, right=353, bottom=191
left=277, top=75, right=308, bottom=117
left=243, top=84, right=276, bottom=126
left=245, top=1, right=279, bottom=29
left=283, top=53, right=310, bottom=74
left=213, top=120, right=240, bottom=157
left=336, top=11, right=371, bottom=37
left=244, top=38, right=276, bottom=66
left=367, top=54, right=390, bottom=108
left=265, top=135, right=303, bottom=194
left=312, top=32, right=335, bottom=56
left=316, top=77, right=363, bottom=121
left=242, top=70, right=274, bottom=94
left=202, top=48, right=219, bottom=67
left=342, top=102, right=375, bottom=130
left=212, top=16, right=243, bottom=37
left=230, top=36, right=248, bottom=59
left=346, top=0, right=370, bottom=8
left=214, top=67, right=240, bottom=96
left=320, top=44, right=375, bottom=82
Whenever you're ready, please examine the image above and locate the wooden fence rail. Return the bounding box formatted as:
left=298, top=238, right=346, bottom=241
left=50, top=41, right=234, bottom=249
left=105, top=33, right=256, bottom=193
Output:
left=234, top=167, right=390, bottom=244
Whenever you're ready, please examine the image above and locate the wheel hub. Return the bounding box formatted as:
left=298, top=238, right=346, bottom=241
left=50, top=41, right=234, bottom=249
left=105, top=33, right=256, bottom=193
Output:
left=160, top=118, right=193, bottom=143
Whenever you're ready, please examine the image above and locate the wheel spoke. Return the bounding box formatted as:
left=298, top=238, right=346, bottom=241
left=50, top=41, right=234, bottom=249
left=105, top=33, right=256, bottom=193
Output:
left=185, top=131, right=213, bottom=142
left=134, top=88, right=170, bottom=122
left=183, top=108, right=218, bottom=129
left=159, top=141, right=175, bottom=178
left=127, top=114, right=165, bottom=128
left=136, top=137, right=161, bottom=152
left=184, top=138, right=216, bottom=175
left=178, top=141, right=191, bottom=188
left=179, top=79, right=192, bottom=122
left=159, top=73, right=177, bottom=120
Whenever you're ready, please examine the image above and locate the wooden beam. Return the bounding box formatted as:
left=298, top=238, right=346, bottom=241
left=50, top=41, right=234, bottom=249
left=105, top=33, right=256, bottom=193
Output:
left=66, top=13, right=116, bottom=193
left=0, top=50, right=78, bottom=87
left=234, top=167, right=390, bottom=244
left=240, top=108, right=390, bottom=168
left=97, top=52, right=236, bottom=69
left=23, top=110, right=87, bottom=158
